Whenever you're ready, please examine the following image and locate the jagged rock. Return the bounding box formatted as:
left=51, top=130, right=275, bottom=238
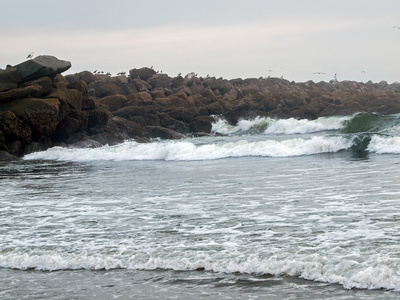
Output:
left=14, top=55, right=71, bottom=82
left=129, top=67, right=156, bottom=81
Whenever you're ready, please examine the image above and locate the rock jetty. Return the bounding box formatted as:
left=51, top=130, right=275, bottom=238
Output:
left=1, top=56, right=400, bottom=161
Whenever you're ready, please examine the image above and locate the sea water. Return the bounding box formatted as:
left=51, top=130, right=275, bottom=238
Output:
left=1, top=113, right=400, bottom=299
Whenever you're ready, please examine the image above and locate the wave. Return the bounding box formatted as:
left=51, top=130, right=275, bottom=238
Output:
left=341, top=112, right=400, bottom=134
left=23, top=136, right=352, bottom=162
left=212, top=113, right=400, bottom=136
left=1, top=250, right=399, bottom=291
left=212, top=115, right=351, bottom=135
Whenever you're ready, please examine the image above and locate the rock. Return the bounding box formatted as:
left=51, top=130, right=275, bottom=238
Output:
left=146, top=126, right=183, bottom=139
left=14, top=55, right=71, bottom=82
left=129, top=67, right=156, bottom=81
left=0, top=67, right=21, bottom=92
left=121, top=83, right=138, bottom=95
left=0, top=150, right=19, bottom=161
left=189, top=116, right=214, bottom=133
left=0, top=130, right=6, bottom=151
left=131, top=78, right=152, bottom=91
left=52, top=110, right=89, bottom=141
left=171, top=76, right=184, bottom=89
left=0, top=84, right=45, bottom=103
left=0, top=97, right=62, bottom=137
left=87, top=107, right=109, bottom=129
left=0, top=111, right=32, bottom=145
left=97, top=94, right=127, bottom=112
left=7, top=141, right=22, bottom=156
left=53, top=74, right=69, bottom=90
left=67, top=80, right=89, bottom=96
left=76, top=71, right=97, bottom=84
left=23, top=142, right=43, bottom=155
left=22, top=76, right=53, bottom=94
left=147, top=74, right=171, bottom=89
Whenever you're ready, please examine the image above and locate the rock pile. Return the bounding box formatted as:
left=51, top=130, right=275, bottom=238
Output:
left=1, top=56, right=400, bottom=161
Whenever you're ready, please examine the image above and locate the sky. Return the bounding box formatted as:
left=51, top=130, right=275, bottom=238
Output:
left=1, top=0, right=399, bottom=83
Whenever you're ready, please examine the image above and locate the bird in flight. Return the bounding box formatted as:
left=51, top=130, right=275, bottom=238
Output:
left=26, top=52, right=34, bottom=59
left=394, top=26, right=400, bottom=29
left=313, top=72, right=326, bottom=75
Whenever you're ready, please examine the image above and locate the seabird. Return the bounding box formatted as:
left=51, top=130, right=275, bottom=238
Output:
left=393, top=26, right=400, bottom=29
left=361, top=71, right=366, bottom=73
left=26, top=52, right=34, bottom=59
left=313, top=72, right=326, bottom=75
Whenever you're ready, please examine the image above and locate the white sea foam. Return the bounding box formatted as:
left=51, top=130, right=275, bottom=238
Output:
left=1, top=250, right=399, bottom=291
left=212, top=115, right=350, bottom=135
left=367, top=135, right=400, bottom=154
left=23, top=136, right=352, bottom=162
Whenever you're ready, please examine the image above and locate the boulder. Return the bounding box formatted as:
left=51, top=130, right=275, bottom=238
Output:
left=189, top=116, right=214, bottom=134
left=0, top=150, right=19, bottom=161
left=0, top=97, right=62, bottom=137
left=97, top=94, right=127, bottom=112
left=0, top=84, right=45, bottom=103
left=0, top=67, right=21, bottom=92
left=14, top=55, right=71, bottom=82
left=129, top=67, right=156, bottom=81
left=146, top=126, right=183, bottom=139
left=147, top=74, right=171, bottom=89
left=131, top=78, right=152, bottom=91
left=0, top=111, right=32, bottom=144
left=52, top=110, right=89, bottom=141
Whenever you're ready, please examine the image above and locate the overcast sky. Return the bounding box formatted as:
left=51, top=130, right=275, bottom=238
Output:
left=1, top=0, right=399, bottom=83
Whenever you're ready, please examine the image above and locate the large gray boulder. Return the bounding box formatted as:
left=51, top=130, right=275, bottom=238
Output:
left=14, top=55, right=71, bottom=82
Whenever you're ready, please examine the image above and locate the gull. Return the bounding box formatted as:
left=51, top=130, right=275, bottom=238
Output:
left=313, top=72, right=326, bottom=75
left=361, top=71, right=366, bottom=73
left=26, top=52, right=34, bottom=59
left=393, top=26, right=400, bottom=29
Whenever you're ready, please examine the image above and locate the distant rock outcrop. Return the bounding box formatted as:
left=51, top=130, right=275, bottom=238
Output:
left=14, top=55, right=71, bottom=82
left=1, top=58, right=400, bottom=161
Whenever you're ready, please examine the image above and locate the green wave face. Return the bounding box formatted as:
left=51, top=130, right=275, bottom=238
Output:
left=341, top=113, right=400, bottom=134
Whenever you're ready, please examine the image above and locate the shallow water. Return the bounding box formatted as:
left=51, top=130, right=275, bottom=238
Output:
left=1, top=114, right=400, bottom=299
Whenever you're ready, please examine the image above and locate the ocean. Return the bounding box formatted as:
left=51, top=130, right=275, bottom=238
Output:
left=1, top=112, right=400, bottom=299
